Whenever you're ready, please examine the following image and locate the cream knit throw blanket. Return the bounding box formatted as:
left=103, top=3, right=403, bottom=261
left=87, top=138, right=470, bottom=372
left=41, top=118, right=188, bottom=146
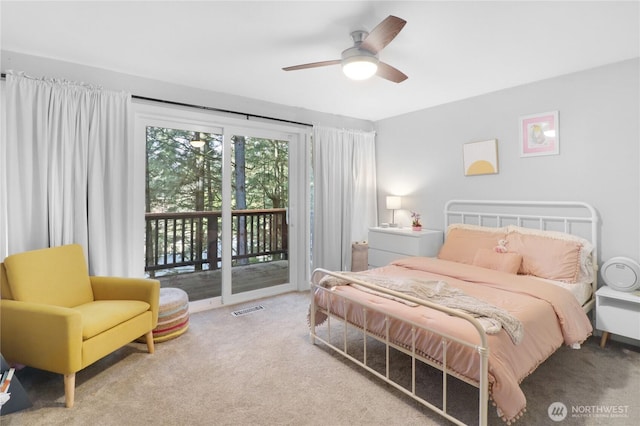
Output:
left=313, top=272, right=523, bottom=345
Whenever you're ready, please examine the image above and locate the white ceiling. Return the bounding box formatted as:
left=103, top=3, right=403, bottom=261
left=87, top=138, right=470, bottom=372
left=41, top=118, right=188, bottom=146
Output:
left=1, top=1, right=638, bottom=121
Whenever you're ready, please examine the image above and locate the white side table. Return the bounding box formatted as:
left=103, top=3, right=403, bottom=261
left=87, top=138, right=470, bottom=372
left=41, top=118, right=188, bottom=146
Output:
left=368, top=227, right=443, bottom=268
left=595, top=285, right=640, bottom=348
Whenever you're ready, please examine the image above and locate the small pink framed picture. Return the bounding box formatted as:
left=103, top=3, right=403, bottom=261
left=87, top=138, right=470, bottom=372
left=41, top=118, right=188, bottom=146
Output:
left=519, top=111, right=559, bottom=157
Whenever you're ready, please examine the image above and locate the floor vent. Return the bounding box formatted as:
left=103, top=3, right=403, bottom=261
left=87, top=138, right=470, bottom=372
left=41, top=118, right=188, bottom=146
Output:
left=231, top=305, right=265, bottom=317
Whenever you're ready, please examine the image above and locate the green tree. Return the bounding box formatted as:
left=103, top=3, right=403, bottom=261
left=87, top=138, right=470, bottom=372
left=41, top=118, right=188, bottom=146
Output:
left=146, top=127, right=288, bottom=271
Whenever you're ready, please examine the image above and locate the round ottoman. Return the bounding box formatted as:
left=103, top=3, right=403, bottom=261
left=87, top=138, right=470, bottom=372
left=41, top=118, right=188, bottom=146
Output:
left=152, top=287, right=190, bottom=343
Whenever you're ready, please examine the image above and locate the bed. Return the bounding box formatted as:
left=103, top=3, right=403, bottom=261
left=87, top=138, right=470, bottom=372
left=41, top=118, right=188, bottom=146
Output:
left=308, top=200, right=598, bottom=425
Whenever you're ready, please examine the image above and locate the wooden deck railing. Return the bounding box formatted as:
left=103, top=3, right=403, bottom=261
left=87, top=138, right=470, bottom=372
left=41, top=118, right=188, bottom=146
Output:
left=145, top=208, right=288, bottom=276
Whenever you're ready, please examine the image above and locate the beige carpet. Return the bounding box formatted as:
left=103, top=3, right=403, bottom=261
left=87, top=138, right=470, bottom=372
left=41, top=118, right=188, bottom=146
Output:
left=2, top=291, right=639, bottom=425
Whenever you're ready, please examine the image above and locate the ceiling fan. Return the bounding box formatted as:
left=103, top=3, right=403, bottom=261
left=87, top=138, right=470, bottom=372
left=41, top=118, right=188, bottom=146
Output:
left=283, top=15, right=408, bottom=83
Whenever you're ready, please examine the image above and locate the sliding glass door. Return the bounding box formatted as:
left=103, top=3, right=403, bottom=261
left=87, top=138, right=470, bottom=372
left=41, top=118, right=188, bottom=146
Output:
left=143, top=120, right=224, bottom=302
left=136, top=103, right=307, bottom=308
left=221, top=126, right=299, bottom=305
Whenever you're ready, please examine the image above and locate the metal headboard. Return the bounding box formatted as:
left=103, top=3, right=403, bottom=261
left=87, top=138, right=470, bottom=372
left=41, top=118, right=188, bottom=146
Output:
left=444, top=200, right=600, bottom=310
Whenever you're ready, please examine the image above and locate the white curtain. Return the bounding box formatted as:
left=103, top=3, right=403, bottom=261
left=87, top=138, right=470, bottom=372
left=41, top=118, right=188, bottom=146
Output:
left=0, top=72, right=136, bottom=276
left=312, top=125, right=378, bottom=271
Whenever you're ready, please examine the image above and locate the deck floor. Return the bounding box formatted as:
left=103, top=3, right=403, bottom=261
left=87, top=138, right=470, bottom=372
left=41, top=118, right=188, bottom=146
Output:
left=156, top=260, right=289, bottom=301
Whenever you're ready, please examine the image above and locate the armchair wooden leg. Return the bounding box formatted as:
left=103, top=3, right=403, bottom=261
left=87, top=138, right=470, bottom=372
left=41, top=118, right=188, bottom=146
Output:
left=64, top=373, right=75, bottom=408
left=145, top=330, right=155, bottom=354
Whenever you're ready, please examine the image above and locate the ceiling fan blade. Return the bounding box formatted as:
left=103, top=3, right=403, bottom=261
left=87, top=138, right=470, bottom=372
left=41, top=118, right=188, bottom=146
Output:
left=360, top=15, right=406, bottom=54
left=377, top=62, right=408, bottom=83
left=282, top=60, right=341, bottom=71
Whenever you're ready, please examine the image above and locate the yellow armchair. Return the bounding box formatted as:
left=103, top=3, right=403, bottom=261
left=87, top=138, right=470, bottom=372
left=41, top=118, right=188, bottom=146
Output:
left=0, top=244, right=160, bottom=408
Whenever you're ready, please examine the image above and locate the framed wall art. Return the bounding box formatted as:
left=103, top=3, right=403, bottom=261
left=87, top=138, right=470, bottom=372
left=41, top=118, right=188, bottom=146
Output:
left=463, top=139, right=498, bottom=176
left=519, top=111, right=559, bottom=157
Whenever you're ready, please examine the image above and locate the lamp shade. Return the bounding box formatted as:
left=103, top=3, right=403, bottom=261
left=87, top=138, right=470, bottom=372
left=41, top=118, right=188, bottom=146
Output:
left=386, top=196, right=401, bottom=210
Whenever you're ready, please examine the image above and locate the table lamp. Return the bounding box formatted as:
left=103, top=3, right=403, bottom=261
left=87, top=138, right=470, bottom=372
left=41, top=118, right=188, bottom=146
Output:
left=386, top=196, right=401, bottom=227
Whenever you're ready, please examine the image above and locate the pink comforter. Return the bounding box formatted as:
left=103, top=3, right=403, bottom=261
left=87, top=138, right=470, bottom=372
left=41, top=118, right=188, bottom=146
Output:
left=312, top=257, right=593, bottom=423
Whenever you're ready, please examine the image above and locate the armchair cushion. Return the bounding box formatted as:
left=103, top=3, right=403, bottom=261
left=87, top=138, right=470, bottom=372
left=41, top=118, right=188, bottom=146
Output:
left=91, top=276, right=160, bottom=329
left=74, top=300, right=151, bottom=340
left=4, top=244, right=94, bottom=307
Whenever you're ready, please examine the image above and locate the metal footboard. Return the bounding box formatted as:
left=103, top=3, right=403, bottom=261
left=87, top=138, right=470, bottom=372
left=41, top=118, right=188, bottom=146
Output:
left=310, top=268, right=490, bottom=426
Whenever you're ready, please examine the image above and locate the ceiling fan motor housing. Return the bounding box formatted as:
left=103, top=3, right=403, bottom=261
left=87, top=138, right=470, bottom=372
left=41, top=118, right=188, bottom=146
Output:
left=342, top=30, right=379, bottom=63
left=341, top=46, right=379, bottom=63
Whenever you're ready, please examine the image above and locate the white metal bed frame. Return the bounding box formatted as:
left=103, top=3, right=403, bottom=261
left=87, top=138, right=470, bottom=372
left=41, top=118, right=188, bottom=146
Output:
left=309, top=200, right=599, bottom=426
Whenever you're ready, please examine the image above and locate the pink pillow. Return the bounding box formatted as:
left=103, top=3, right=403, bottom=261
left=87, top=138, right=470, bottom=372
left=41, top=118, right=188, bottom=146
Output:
left=438, top=225, right=507, bottom=265
left=506, top=231, right=582, bottom=282
left=472, top=248, right=522, bottom=274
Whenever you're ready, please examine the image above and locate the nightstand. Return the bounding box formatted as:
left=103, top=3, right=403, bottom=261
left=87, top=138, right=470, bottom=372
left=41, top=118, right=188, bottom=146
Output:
left=595, top=285, right=640, bottom=348
left=368, top=227, right=443, bottom=268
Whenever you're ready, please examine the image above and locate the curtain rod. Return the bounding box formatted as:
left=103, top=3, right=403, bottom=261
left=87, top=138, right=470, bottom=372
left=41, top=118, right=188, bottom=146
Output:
left=0, top=73, right=313, bottom=128
left=132, top=95, right=312, bottom=127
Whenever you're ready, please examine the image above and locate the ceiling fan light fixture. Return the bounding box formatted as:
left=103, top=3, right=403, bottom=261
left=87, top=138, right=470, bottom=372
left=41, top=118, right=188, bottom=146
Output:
left=342, top=56, right=378, bottom=80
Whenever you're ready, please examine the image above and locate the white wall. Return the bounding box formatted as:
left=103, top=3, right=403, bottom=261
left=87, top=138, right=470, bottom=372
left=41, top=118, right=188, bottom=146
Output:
left=375, top=59, right=640, bottom=266
left=0, top=50, right=374, bottom=132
